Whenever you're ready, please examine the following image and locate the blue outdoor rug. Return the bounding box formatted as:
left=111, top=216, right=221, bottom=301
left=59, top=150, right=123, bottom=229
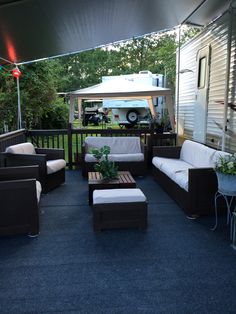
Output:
left=0, top=170, right=235, bottom=314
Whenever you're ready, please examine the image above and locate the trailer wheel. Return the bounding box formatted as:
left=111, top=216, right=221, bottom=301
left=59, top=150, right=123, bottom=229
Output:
left=126, top=110, right=139, bottom=124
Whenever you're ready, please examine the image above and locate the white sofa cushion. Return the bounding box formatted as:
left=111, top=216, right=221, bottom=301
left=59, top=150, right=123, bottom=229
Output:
left=85, top=153, right=144, bottom=162
left=85, top=136, right=141, bottom=154
left=171, top=170, right=189, bottom=191
left=6, top=142, right=36, bottom=155
left=36, top=180, right=42, bottom=203
left=93, top=188, right=146, bottom=204
left=180, top=140, right=216, bottom=168
left=47, top=159, right=66, bottom=175
left=85, top=154, right=103, bottom=162
left=108, top=153, right=144, bottom=162
left=213, top=150, right=231, bottom=164
left=152, top=157, right=193, bottom=173
left=152, top=157, right=193, bottom=191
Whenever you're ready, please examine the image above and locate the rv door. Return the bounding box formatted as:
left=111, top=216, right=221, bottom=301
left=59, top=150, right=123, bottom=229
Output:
left=193, top=45, right=211, bottom=143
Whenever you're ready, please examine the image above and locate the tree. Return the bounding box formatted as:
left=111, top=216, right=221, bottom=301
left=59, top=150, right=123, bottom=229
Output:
left=57, top=48, right=112, bottom=92
left=0, top=67, right=18, bottom=131
left=40, top=97, right=69, bottom=129
left=0, top=59, right=64, bottom=131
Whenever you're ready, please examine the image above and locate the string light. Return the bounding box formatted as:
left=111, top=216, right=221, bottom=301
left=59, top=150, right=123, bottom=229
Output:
left=12, top=67, right=21, bottom=78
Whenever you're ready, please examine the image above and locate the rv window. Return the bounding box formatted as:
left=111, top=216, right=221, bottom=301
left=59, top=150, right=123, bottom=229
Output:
left=198, top=56, right=206, bottom=88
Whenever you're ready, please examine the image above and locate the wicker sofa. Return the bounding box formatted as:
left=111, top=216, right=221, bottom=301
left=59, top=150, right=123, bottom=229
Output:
left=82, top=136, right=148, bottom=177
left=152, top=140, right=229, bottom=217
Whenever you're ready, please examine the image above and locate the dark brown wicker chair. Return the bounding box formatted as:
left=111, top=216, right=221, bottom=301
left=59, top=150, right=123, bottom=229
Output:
left=0, top=165, right=41, bottom=236
left=4, top=143, right=66, bottom=193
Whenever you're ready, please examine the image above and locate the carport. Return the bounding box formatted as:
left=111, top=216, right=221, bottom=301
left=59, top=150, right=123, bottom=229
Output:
left=69, top=78, right=175, bottom=129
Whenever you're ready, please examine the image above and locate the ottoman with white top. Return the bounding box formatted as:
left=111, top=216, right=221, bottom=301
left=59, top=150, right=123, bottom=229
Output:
left=92, top=188, right=148, bottom=231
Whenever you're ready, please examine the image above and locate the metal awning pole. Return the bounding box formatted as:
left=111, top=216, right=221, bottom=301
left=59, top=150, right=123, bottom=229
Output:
left=69, top=95, right=75, bottom=124
left=222, top=8, right=232, bottom=151
left=16, top=77, right=22, bottom=129
left=176, top=25, right=181, bottom=144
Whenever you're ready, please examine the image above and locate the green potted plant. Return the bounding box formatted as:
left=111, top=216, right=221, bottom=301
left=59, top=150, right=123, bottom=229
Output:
left=150, top=111, right=171, bottom=133
left=91, top=145, right=118, bottom=181
left=215, top=153, right=236, bottom=195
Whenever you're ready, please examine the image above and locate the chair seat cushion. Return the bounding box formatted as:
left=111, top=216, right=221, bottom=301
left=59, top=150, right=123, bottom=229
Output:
left=47, top=159, right=66, bottom=174
left=85, top=153, right=144, bottom=162
left=36, top=180, right=42, bottom=203
left=93, top=188, right=146, bottom=204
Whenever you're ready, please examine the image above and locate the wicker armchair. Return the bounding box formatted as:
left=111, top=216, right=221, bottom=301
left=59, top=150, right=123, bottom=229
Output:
left=4, top=142, right=66, bottom=193
left=0, top=165, right=41, bottom=236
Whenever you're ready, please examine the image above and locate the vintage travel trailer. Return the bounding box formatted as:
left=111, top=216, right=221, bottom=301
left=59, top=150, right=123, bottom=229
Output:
left=177, top=6, right=236, bottom=153
left=102, top=71, right=165, bottom=127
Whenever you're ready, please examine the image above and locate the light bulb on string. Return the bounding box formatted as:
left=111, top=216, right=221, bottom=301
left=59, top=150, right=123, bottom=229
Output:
left=12, top=67, right=21, bottom=78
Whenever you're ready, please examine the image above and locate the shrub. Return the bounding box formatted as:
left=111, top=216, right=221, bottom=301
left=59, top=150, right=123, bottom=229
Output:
left=92, top=145, right=118, bottom=180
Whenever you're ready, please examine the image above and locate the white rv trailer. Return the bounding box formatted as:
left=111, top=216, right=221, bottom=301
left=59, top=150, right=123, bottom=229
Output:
left=177, top=7, right=236, bottom=153
left=102, top=71, right=165, bottom=127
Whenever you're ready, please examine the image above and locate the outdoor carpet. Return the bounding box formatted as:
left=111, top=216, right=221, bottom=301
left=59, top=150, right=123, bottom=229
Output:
left=0, top=170, right=235, bottom=314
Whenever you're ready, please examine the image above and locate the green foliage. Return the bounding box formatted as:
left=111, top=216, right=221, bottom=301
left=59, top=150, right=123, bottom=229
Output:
left=57, top=48, right=112, bottom=91
left=215, top=153, right=236, bottom=175
left=180, top=27, right=201, bottom=45
left=0, top=66, right=18, bottom=131
left=151, top=110, right=171, bottom=133
left=92, top=145, right=118, bottom=180
left=20, top=60, right=59, bottom=129
left=40, top=97, right=69, bottom=129
left=0, top=59, right=65, bottom=131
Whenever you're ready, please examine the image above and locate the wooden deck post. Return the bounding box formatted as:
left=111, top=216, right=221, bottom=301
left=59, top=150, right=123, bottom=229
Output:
left=67, top=123, right=73, bottom=170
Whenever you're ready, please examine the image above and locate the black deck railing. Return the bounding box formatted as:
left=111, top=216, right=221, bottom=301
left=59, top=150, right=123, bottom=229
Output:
left=0, top=129, right=26, bottom=152
left=0, top=125, right=177, bottom=169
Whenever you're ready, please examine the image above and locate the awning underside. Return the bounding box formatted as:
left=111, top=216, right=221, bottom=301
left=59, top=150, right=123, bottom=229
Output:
left=0, top=0, right=230, bottom=65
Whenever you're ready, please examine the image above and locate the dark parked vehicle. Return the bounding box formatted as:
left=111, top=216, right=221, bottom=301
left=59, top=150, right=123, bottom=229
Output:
left=82, top=107, right=110, bottom=126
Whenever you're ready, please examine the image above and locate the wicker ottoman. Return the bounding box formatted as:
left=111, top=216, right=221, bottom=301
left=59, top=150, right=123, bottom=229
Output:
left=92, top=188, right=148, bottom=231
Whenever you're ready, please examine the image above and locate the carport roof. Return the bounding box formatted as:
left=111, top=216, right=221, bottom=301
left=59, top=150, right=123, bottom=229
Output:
left=70, top=79, right=172, bottom=99
left=0, top=0, right=231, bottom=65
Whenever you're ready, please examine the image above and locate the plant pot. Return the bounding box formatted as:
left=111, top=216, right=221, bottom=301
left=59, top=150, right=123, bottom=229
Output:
left=155, top=126, right=164, bottom=134
left=216, top=171, right=236, bottom=196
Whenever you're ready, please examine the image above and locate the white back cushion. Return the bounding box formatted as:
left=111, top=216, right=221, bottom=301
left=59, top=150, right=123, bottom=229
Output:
left=180, top=140, right=216, bottom=167
left=213, top=150, right=231, bottom=164
left=6, top=142, right=36, bottom=154
left=85, top=136, right=141, bottom=154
